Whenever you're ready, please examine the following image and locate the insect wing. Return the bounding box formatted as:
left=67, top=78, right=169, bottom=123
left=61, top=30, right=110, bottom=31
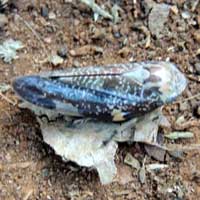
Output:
left=13, top=62, right=187, bottom=121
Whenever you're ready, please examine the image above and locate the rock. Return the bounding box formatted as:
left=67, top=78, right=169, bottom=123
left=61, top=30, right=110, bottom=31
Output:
left=41, top=5, right=48, bottom=18
left=0, top=14, right=8, bottom=29
left=148, top=3, right=171, bottom=38
left=57, top=45, right=68, bottom=59
left=19, top=103, right=165, bottom=184
left=145, top=144, right=166, bottom=162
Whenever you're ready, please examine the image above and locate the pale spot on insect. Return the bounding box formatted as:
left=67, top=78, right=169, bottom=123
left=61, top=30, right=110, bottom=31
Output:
left=107, top=104, right=114, bottom=110
left=96, top=105, right=101, bottom=113
left=111, top=109, right=125, bottom=122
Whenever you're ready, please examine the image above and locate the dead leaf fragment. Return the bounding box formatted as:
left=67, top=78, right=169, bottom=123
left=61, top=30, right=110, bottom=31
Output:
left=111, top=4, right=120, bottom=24
left=146, top=164, right=168, bottom=172
left=145, top=144, right=166, bottom=162
left=168, top=149, right=184, bottom=159
left=139, top=167, right=146, bottom=184
left=124, top=153, right=140, bottom=170
left=138, top=157, right=146, bottom=184
left=165, top=131, right=194, bottom=140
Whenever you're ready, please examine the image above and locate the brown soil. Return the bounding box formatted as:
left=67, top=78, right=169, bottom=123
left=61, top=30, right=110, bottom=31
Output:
left=0, top=0, right=200, bottom=199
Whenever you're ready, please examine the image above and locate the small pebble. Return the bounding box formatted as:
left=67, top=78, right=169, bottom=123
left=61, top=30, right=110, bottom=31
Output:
left=48, top=11, right=56, bottom=20
left=49, top=55, right=64, bottom=66
left=73, top=60, right=80, bottom=67
left=74, top=19, right=80, bottom=26
left=181, top=11, right=191, bottom=19
left=41, top=5, right=49, bottom=18
left=69, top=49, right=76, bottom=56
left=57, top=45, right=68, bottom=59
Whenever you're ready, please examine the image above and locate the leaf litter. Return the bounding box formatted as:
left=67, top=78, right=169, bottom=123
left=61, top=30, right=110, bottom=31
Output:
left=79, top=0, right=120, bottom=23
left=20, top=103, right=170, bottom=184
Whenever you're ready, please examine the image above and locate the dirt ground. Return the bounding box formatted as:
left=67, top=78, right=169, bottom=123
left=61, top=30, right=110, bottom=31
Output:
left=1, top=0, right=200, bottom=199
